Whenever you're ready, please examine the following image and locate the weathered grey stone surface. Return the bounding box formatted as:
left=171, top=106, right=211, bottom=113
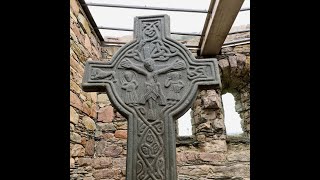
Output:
left=82, top=15, right=221, bottom=180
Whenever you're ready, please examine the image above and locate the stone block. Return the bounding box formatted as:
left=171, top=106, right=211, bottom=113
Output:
left=71, top=144, right=85, bottom=157
left=70, top=0, right=80, bottom=15
left=93, top=168, right=121, bottom=179
left=70, top=91, right=83, bottom=111
left=70, top=132, right=82, bottom=143
left=70, top=55, right=84, bottom=75
left=70, top=106, right=79, bottom=124
left=98, top=106, right=114, bottom=122
left=70, top=80, right=81, bottom=94
left=96, top=122, right=116, bottom=132
left=82, top=116, right=96, bottom=131
left=85, top=139, right=95, bottom=156
left=115, top=130, right=127, bottom=139
left=93, top=157, right=112, bottom=169
left=198, top=152, right=226, bottom=164
left=77, top=13, right=91, bottom=34
left=78, top=157, right=93, bottom=166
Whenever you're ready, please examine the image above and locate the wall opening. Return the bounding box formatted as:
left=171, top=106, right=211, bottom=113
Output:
left=177, top=108, right=192, bottom=136
left=222, top=93, right=243, bottom=135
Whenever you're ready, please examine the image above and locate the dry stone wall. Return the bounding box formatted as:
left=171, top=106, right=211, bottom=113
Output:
left=70, top=0, right=105, bottom=179
left=217, top=31, right=250, bottom=137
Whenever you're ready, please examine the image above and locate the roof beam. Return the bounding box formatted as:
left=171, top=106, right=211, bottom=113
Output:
left=200, top=0, right=245, bottom=56
left=97, top=26, right=202, bottom=36
left=83, top=2, right=208, bottom=13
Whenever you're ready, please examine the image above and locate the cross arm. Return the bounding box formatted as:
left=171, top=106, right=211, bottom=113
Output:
left=82, top=60, right=116, bottom=92
left=188, top=58, right=222, bottom=89
left=119, top=58, right=148, bottom=76
left=156, top=59, right=187, bottom=75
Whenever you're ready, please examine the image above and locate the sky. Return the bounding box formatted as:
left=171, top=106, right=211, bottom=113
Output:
left=85, top=0, right=250, bottom=38
left=221, top=93, right=243, bottom=135
left=85, top=0, right=249, bottom=135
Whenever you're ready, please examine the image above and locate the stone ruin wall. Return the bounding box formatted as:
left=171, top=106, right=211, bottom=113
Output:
left=70, top=0, right=104, bottom=179
left=70, top=0, right=250, bottom=179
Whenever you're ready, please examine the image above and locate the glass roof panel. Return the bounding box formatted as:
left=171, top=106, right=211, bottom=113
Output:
left=231, top=0, right=250, bottom=30
left=84, top=0, right=211, bottom=10
left=83, top=0, right=249, bottom=46
left=84, top=0, right=210, bottom=44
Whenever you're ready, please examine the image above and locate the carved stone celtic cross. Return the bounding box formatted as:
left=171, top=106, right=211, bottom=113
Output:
left=82, top=15, right=221, bottom=180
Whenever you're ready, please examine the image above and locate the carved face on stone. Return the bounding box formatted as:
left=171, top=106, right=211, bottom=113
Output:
left=144, top=27, right=155, bottom=37
left=124, top=71, right=134, bottom=82
left=153, top=74, right=158, bottom=82
left=144, top=58, right=155, bottom=72
left=169, top=72, right=180, bottom=81
left=143, top=22, right=159, bottom=38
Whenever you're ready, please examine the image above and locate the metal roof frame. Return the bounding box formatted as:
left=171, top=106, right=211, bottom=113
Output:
left=77, top=0, right=249, bottom=52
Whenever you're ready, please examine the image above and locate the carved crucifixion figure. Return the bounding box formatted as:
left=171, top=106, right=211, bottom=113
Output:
left=82, top=14, right=221, bottom=180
